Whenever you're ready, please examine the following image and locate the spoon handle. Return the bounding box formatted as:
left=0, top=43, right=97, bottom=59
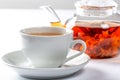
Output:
left=40, top=5, right=61, bottom=22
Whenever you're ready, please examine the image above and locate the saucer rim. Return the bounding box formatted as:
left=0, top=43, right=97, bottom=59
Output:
left=1, top=50, right=90, bottom=70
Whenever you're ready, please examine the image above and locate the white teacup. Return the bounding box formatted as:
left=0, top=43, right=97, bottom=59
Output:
left=20, top=27, right=86, bottom=68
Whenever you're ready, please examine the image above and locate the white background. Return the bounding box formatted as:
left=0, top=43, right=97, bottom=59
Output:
left=0, top=0, right=119, bottom=9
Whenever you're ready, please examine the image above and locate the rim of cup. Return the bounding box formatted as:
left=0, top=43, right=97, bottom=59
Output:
left=20, top=26, right=73, bottom=37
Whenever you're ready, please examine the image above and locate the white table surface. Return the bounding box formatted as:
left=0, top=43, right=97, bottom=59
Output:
left=0, top=9, right=120, bottom=80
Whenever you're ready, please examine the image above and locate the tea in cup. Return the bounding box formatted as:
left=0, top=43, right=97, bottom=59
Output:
left=20, top=27, right=86, bottom=68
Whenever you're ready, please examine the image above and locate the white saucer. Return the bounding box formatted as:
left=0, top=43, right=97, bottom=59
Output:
left=1, top=50, right=90, bottom=79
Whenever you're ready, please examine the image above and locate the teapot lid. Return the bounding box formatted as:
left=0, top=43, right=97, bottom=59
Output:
left=75, top=0, right=118, bottom=17
left=75, top=0, right=117, bottom=7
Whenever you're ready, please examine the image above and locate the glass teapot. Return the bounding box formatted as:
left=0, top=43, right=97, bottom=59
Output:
left=41, top=0, right=120, bottom=59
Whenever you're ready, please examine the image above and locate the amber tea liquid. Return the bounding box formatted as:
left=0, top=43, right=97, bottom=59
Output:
left=72, top=21, right=120, bottom=58
left=50, top=21, right=65, bottom=28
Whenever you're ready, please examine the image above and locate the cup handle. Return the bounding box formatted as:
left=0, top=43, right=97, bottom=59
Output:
left=64, top=40, right=86, bottom=63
